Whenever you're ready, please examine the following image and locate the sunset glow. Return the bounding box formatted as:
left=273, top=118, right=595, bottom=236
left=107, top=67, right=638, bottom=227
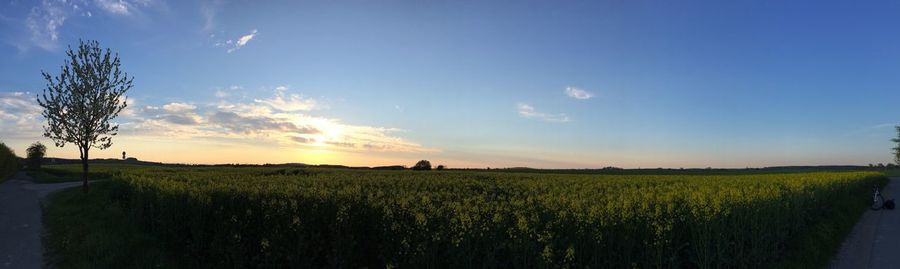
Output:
left=0, top=1, right=898, bottom=168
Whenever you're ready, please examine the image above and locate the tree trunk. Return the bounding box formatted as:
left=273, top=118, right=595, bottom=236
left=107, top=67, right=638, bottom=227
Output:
left=82, top=148, right=89, bottom=193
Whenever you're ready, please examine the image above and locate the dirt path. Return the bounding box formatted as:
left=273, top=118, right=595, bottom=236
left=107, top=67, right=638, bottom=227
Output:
left=0, top=172, right=86, bottom=269
left=831, top=177, right=900, bottom=269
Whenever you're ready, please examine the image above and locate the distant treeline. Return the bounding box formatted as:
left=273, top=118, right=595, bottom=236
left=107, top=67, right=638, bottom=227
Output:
left=42, top=158, right=410, bottom=170
left=482, top=165, right=880, bottom=175
left=42, top=157, right=886, bottom=175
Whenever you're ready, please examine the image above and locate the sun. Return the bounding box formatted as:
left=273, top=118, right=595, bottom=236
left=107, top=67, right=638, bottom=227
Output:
left=309, top=119, right=345, bottom=147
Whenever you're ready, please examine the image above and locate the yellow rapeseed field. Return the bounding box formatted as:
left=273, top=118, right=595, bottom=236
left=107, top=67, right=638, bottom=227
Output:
left=97, top=166, right=883, bottom=268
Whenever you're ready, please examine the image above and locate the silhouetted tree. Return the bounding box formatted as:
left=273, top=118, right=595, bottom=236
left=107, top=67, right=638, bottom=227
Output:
left=37, top=40, right=132, bottom=193
left=436, top=165, right=445, bottom=170
left=0, top=142, right=18, bottom=179
left=412, top=160, right=432, bottom=170
left=893, top=125, right=900, bottom=166
left=26, top=142, right=46, bottom=169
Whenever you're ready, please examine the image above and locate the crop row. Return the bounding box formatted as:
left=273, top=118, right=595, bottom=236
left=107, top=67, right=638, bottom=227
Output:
left=105, top=168, right=884, bottom=268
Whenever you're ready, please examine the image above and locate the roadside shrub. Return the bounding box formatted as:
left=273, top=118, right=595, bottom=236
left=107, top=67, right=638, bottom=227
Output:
left=0, top=142, right=19, bottom=180
left=109, top=169, right=884, bottom=268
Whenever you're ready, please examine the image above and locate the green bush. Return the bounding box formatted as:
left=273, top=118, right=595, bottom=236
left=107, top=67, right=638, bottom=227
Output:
left=109, top=169, right=884, bottom=268
left=0, top=142, right=19, bottom=181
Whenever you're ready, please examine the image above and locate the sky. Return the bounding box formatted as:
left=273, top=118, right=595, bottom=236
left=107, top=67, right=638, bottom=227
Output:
left=0, top=0, right=898, bottom=168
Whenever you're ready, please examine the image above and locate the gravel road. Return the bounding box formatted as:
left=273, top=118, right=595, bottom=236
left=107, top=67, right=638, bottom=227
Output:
left=0, top=172, right=86, bottom=269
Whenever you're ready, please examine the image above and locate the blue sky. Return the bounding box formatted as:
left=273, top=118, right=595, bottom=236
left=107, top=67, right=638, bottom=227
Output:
left=0, top=0, right=898, bottom=168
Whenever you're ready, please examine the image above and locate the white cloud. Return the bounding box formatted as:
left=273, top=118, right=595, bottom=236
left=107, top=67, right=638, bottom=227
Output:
left=19, top=0, right=156, bottom=51
left=0, top=88, right=434, bottom=154
left=0, top=92, right=44, bottom=139
left=26, top=0, right=70, bottom=51
left=131, top=89, right=429, bottom=152
left=119, top=97, right=138, bottom=117
left=236, top=29, right=257, bottom=46
left=565, top=86, right=593, bottom=100
left=254, top=87, right=316, bottom=112
left=95, top=0, right=130, bottom=15
left=213, top=85, right=241, bottom=98
left=226, top=29, right=258, bottom=53
left=161, top=102, right=196, bottom=113
left=517, top=103, right=570, bottom=123
left=872, top=123, right=898, bottom=129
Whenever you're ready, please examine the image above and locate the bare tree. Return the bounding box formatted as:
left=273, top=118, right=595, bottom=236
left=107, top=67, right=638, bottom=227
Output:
left=37, top=40, right=132, bottom=193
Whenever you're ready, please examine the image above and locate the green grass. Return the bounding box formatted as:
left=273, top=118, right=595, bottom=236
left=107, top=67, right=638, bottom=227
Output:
left=27, top=164, right=147, bottom=183
left=27, top=168, right=86, bottom=183
left=883, top=169, right=900, bottom=177
left=43, top=181, right=185, bottom=269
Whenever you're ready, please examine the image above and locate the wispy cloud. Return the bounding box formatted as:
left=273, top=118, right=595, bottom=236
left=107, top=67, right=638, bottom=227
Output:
left=517, top=103, right=570, bottom=123
left=119, top=97, right=138, bottom=117
left=223, top=29, right=258, bottom=53
left=0, top=92, right=44, bottom=139
left=200, top=0, right=224, bottom=32
left=19, top=0, right=156, bottom=51
left=214, top=90, right=229, bottom=98
left=25, top=0, right=70, bottom=51
left=95, top=0, right=155, bottom=15
left=141, top=102, right=203, bottom=125
left=565, top=86, right=593, bottom=100
left=236, top=29, right=257, bottom=46
left=842, top=123, right=899, bottom=137
left=161, top=102, right=196, bottom=113
left=0, top=86, right=434, bottom=154
left=250, top=86, right=317, bottom=112
left=0, top=86, right=433, bottom=153
left=95, top=0, right=130, bottom=15
left=872, top=123, right=898, bottom=129
left=213, top=85, right=241, bottom=98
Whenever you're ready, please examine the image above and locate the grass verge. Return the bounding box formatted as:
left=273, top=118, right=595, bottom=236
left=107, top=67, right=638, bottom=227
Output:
left=43, top=181, right=184, bottom=269
left=28, top=166, right=115, bottom=183
left=883, top=169, right=900, bottom=177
